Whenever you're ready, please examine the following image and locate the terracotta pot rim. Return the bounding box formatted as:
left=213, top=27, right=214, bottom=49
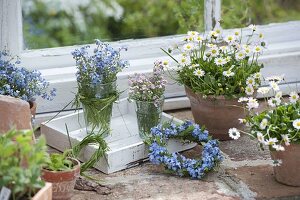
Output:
left=42, top=157, right=80, bottom=174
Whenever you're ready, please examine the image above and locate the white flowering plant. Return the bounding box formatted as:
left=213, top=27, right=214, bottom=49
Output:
left=229, top=75, right=300, bottom=152
left=163, top=24, right=265, bottom=98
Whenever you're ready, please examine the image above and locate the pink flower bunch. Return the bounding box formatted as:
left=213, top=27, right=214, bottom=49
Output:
left=128, top=60, right=167, bottom=106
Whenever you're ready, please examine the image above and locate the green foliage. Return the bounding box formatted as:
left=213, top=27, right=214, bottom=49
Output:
left=45, top=152, right=74, bottom=171
left=22, top=0, right=300, bottom=49
left=0, top=129, right=47, bottom=200
left=248, top=101, right=300, bottom=144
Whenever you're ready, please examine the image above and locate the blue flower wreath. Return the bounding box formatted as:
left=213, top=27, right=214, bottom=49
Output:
left=146, top=120, right=223, bottom=179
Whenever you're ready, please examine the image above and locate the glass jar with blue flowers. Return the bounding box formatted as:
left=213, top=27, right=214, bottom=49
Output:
left=0, top=50, right=56, bottom=119
left=72, top=40, right=128, bottom=136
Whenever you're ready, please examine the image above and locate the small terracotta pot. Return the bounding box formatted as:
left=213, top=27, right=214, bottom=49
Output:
left=185, top=86, right=246, bottom=140
left=41, top=158, right=80, bottom=200
left=270, top=144, right=300, bottom=186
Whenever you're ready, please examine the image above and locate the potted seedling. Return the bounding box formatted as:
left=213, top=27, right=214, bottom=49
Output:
left=0, top=129, right=52, bottom=200
left=41, top=151, right=80, bottom=200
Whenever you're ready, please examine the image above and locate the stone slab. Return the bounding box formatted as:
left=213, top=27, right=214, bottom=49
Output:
left=41, top=100, right=196, bottom=174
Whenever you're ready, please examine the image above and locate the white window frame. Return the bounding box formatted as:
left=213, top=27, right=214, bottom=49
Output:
left=1, top=0, right=300, bottom=123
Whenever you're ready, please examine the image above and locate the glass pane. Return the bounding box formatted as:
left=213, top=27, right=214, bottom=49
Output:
left=22, top=0, right=204, bottom=49
left=221, top=0, right=300, bottom=29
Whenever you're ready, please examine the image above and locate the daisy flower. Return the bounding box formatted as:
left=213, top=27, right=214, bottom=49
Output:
left=238, top=118, right=246, bottom=124
left=178, top=56, right=190, bottom=66
left=253, top=45, right=262, bottom=53
left=254, top=72, right=262, bottom=79
left=272, top=144, right=285, bottom=151
left=162, top=60, right=169, bottom=69
left=272, top=159, right=282, bottom=167
left=187, top=31, right=199, bottom=36
left=234, top=30, right=240, bottom=36
left=292, top=119, right=300, bottom=130
left=183, top=43, right=194, bottom=52
left=281, top=134, right=290, bottom=146
left=257, top=87, right=270, bottom=95
left=209, top=31, right=219, bottom=38
left=275, top=91, right=282, bottom=99
left=268, top=97, right=281, bottom=107
left=238, top=97, right=249, bottom=102
left=245, top=85, right=254, bottom=95
left=214, top=57, right=226, bottom=66
left=195, top=35, right=203, bottom=42
left=244, top=47, right=251, bottom=56
left=228, top=128, right=241, bottom=140
left=256, top=132, right=265, bottom=143
left=235, top=51, right=246, bottom=60
left=247, top=97, right=259, bottom=110
left=193, top=69, right=205, bottom=78
left=225, top=35, right=235, bottom=43
left=246, top=77, right=256, bottom=86
left=223, top=70, right=235, bottom=77
left=265, top=137, right=278, bottom=146
left=209, top=48, right=219, bottom=57
left=248, top=24, right=257, bottom=31
left=188, top=63, right=199, bottom=69
left=260, top=118, right=268, bottom=130
left=225, top=56, right=231, bottom=62
left=269, top=81, right=280, bottom=91
left=289, top=91, right=299, bottom=103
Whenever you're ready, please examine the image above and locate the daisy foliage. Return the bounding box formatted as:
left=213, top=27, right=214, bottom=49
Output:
left=162, top=25, right=265, bottom=98
left=0, top=50, right=56, bottom=101
left=230, top=75, right=300, bottom=153
left=146, top=120, right=223, bottom=179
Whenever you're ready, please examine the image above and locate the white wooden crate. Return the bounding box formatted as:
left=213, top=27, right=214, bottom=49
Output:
left=40, top=99, right=196, bottom=174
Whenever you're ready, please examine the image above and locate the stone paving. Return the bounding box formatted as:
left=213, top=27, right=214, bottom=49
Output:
left=47, top=109, right=300, bottom=200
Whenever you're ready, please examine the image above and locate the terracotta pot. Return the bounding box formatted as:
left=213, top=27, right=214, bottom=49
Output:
left=41, top=158, right=80, bottom=200
left=32, top=182, right=52, bottom=200
left=270, top=144, right=300, bottom=186
left=185, top=86, right=246, bottom=140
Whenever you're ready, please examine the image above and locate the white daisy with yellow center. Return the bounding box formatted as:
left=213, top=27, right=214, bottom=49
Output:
left=268, top=97, right=281, bottom=107
left=223, top=70, right=235, bottom=77
left=195, top=35, right=203, bottom=43
left=247, top=97, right=259, bottom=110
left=193, top=69, right=205, bottom=78
left=257, top=87, right=270, bottom=95
left=248, top=24, right=257, bottom=31
left=293, top=119, right=300, bottom=130
left=245, top=85, right=254, bottom=95
left=162, top=60, right=169, bottom=68
left=228, top=128, right=240, bottom=140
left=234, top=30, right=240, bottom=36
left=183, top=43, right=194, bottom=52
left=188, top=63, right=199, bottom=69
left=235, top=51, right=246, bottom=60
left=269, top=81, right=280, bottom=91
left=281, top=134, right=290, bottom=146
left=225, top=35, right=235, bottom=43
left=214, top=57, right=226, bottom=66
left=209, top=48, right=219, bottom=57
left=275, top=91, right=282, bottom=99
left=246, top=77, right=255, bottom=86
left=253, top=45, right=262, bottom=53
left=256, top=132, right=265, bottom=143
left=254, top=72, right=261, bottom=79
left=265, top=138, right=278, bottom=146
left=187, top=31, right=199, bottom=36
left=289, top=91, right=299, bottom=103
left=178, top=56, right=190, bottom=66
left=260, top=118, right=268, bottom=130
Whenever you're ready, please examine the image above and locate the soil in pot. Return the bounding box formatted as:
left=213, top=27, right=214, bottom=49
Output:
left=41, top=158, right=80, bottom=200
left=185, top=86, right=246, bottom=140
